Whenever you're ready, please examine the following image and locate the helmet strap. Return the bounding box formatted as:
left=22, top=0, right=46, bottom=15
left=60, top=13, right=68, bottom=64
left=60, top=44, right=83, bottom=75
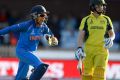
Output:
left=95, top=9, right=102, bottom=15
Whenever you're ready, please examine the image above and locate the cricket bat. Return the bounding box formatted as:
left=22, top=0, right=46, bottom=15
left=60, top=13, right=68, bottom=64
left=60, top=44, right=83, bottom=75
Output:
left=77, top=58, right=82, bottom=75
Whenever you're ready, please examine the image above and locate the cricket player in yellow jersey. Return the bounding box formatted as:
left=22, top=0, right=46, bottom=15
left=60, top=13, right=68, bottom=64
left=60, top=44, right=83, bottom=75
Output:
left=75, top=0, right=115, bottom=80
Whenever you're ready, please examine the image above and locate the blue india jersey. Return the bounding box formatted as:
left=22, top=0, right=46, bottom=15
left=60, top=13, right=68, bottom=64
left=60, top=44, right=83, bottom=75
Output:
left=0, top=20, right=53, bottom=51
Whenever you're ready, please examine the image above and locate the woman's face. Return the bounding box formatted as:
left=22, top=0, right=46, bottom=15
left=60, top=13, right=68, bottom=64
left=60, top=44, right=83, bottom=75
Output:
left=95, top=4, right=104, bottom=13
left=35, top=13, right=47, bottom=25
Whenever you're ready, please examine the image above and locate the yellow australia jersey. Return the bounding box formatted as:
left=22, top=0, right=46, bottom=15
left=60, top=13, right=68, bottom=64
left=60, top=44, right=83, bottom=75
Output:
left=79, top=13, right=113, bottom=47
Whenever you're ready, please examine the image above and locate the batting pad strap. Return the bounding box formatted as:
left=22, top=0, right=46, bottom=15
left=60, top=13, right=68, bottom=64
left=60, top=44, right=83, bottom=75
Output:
left=29, top=63, right=49, bottom=80
left=93, top=67, right=105, bottom=80
left=82, top=74, right=92, bottom=80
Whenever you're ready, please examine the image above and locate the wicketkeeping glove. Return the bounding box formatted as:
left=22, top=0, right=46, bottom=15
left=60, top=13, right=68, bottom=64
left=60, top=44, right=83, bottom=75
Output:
left=75, top=47, right=86, bottom=61
left=104, top=38, right=113, bottom=49
left=48, top=36, right=58, bottom=46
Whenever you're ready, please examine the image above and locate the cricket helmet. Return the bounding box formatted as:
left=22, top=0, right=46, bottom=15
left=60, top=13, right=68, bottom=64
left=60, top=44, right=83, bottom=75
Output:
left=89, top=0, right=107, bottom=14
left=30, top=5, right=49, bottom=19
left=90, top=0, right=106, bottom=6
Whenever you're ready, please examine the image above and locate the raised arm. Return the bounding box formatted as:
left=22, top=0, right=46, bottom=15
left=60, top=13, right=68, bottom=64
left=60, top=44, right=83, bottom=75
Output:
left=0, top=21, right=29, bottom=36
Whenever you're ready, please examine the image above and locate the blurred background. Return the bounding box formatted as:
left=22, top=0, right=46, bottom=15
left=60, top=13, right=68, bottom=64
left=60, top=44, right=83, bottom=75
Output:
left=0, top=0, right=120, bottom=80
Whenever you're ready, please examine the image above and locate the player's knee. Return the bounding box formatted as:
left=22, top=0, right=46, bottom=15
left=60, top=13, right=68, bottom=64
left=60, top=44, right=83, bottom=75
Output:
left=93, top=67, right=105, bottom=80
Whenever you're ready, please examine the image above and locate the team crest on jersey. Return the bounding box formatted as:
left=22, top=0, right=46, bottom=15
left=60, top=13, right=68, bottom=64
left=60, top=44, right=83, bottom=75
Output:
left=100, top=20, right=105, bottom=24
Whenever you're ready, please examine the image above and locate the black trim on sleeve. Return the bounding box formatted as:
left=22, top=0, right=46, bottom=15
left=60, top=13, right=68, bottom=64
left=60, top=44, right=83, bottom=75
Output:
left=83, top=17, right=90, bottom=42
left=103, top=16, right=112, bottom=38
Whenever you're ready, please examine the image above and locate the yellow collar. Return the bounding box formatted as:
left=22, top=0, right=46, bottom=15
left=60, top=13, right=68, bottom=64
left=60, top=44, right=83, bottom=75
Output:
left=90, top=12, right=104, bottom=18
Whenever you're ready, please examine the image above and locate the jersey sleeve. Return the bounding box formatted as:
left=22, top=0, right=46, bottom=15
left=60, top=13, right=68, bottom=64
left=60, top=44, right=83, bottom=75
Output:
left=105, top=16, right=113, bottom=31
left=43, top=24, right=53, bottom=36
left=79, top=17, right=88, bottom=31
left=0, top=21, right=29, bottom=35
left=106, top=16, right=113, bottom=31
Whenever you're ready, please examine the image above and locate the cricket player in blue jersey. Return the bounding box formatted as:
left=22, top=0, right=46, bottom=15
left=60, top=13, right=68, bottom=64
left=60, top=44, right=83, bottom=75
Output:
left=0, top=5, right=58, bottom=80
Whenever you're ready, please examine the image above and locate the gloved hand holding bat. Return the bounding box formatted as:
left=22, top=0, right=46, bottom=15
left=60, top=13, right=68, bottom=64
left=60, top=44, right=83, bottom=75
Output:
left=75, top=47, right=86, bottom=74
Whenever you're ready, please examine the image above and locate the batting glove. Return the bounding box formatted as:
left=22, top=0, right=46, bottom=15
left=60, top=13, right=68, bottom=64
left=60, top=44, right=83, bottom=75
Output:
left=104, top=38, right=113, bottom=49
left=75, top=47, right=86, bottom=61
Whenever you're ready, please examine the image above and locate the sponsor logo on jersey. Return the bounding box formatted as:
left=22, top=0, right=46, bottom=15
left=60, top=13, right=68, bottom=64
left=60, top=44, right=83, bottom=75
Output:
left=90, top=26, right=104, bottom=29
left=30, top=29, right=42, bottom=40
